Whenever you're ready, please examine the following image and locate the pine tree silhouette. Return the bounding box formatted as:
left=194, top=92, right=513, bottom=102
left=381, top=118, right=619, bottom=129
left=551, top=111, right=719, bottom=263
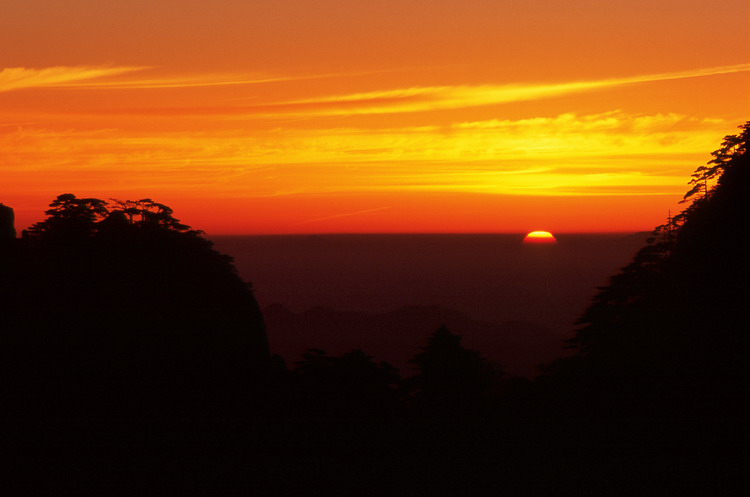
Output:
left=409, top=324, right=502, bottom=413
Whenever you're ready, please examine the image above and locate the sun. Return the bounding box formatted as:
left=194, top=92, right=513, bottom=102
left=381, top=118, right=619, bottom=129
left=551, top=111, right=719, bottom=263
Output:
left=523, top=231, right=557, bottom=244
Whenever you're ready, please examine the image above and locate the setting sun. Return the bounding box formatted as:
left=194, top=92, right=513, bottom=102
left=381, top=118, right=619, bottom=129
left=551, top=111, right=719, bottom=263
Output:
left=524, top=231, right=557, bottom=244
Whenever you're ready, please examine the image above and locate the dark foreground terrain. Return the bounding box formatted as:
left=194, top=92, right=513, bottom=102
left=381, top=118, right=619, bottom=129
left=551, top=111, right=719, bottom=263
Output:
left=2, top=123, right=750, bottom=495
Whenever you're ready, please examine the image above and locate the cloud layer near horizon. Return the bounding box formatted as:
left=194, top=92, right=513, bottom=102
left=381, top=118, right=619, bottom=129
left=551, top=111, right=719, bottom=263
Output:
left=0, top=111, right=727, bottom=198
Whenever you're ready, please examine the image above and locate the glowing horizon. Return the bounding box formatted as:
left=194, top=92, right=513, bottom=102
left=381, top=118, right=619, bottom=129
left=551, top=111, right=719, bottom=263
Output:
left=2, top=1, right=748, bottom=234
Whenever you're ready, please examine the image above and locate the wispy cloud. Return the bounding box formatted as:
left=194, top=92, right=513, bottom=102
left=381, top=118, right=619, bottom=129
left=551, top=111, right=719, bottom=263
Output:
left=0, top=66, right=147, bottom=93
left=8, top=63, right=746, bottom=119
left=452, top=111, right=724, bottom=132
left=1, top=111, right=729, bottom=198
left=0, top=66, right=406, bottom=92
left=0, top=65, right=359, bottom=92
left=52, top=71, right=363, bottom=90
left=294, top=206, right=393, bottom=226
left=61, top=63, right=746, bottom=118
left=262, top=63, right=750, bottom=117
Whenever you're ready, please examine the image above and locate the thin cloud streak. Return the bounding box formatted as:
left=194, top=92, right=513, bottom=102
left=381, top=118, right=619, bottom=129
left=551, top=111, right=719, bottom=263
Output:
left=294, top=206, right=393, bottom=226
left=52, top=63, right=746, bottom=119
left=8, top=63, right=746, bottom=119
left=54, top=70, right=374, bottom=90
left=1, top=66, right=411, bottom=91
left=268, top=63, right=750, bottom=117
left=42, top=63, right=503, bottom=90
left=0, top=66, right=148, bottom=93
left=0, top=65, right=375, bottom=92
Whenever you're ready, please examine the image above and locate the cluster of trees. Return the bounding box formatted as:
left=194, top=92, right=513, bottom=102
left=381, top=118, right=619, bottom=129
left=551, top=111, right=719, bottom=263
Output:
left=287, top=324, right=505, bottom=418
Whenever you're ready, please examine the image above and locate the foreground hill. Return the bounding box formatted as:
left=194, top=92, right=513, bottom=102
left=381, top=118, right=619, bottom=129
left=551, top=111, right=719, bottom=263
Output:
left=0, top=196, right=271, bottom=420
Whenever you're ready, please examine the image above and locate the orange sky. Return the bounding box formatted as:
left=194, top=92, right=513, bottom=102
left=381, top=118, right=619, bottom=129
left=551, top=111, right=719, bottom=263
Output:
left=1, top=0, right=748, bottom=234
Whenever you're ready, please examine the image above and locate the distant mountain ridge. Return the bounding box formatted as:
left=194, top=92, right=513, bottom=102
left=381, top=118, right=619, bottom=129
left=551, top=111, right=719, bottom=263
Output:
left=212, top=232, right=650, bottom=376
left=264, top=303, right=564, bottom=377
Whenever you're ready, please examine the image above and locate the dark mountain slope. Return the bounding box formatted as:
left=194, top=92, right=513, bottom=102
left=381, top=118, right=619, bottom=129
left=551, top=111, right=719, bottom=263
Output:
left=0, top=195, right=271, bottom=421
left=545, top=122, right=750, bottom=418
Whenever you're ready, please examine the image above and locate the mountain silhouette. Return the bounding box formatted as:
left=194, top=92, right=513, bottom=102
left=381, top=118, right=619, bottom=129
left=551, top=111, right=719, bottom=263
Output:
left=264, top=303, right=561, bottom=377
left=543, top=121, right=750, bottom=419
left=0, top=195, right=272, bottom=422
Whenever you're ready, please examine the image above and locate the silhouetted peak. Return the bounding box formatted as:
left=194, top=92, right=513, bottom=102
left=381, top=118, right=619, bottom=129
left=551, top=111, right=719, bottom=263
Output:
left=554, top=121, right=750, bottom=417
left=1, top=193, right=272, bottom=422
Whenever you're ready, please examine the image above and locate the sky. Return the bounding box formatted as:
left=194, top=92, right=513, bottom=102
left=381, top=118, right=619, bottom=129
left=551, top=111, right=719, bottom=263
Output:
left=1, top=0, right=748, bottom=234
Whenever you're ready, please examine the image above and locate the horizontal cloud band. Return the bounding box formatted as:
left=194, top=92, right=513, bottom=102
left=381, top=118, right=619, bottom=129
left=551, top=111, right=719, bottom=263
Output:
left=2, top=63, right=748, bottom=119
